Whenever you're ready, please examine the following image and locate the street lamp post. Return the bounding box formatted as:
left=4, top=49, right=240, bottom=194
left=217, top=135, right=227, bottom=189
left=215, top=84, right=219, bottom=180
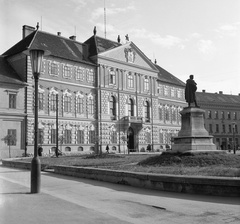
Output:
left=30, top=49, right=44, bottom=193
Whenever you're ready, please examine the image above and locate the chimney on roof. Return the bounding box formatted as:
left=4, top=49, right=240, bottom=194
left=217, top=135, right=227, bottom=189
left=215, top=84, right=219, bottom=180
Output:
left=117, top=35, right=120, bottom=43
left=202, top=90, right=205, bottom=93
left=57, top=32, right=61, bottom=36
left=219, top=91, right=223, bottom=94
left=69, top=35, right=76, bottom=41
left=22, top=25, right=35, bottom=39
left=154, top=59, right=157, bottom=64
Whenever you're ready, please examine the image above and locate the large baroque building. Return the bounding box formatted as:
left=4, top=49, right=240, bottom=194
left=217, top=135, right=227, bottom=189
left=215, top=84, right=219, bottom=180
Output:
left=0, top=25, right=186, bottom=158
left=196, top=90, right=240, bottom=150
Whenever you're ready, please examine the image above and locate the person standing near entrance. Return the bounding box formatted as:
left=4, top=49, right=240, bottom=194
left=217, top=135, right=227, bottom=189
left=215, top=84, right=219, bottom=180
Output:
left=106, top=144, right=109, bottom=153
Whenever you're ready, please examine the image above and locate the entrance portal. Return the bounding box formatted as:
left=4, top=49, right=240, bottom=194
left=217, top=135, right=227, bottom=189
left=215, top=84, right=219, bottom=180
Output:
left=127, top=127, right=134, bottom=151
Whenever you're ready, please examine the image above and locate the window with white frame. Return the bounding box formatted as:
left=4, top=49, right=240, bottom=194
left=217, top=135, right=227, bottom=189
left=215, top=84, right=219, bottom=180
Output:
left=76, top=67, right=84, bottom=81
left=51, top=129, right=56, bottom=144
left=177, top=89, right=181, bottom=98
left=88, top=97, right=94, bottom=114
left=76, top=97, right=83, bottom=114
left=227, top=112, right=231, bottom=119
left=64, top=95, right=71, bottom=112
left=9, top=93, right=16, bottom=109
left=50, top=94, right=57, bottom=111
left=77, top=130, right=84, bottom=144
left=109, top=69, right=116, bottom=85
left=50, top=62, right=58, bottom=75
left=172, top=109, right=177, bottom=121
left=208, top=110, right=212, bottom=119
left=86, top=69, right=94, bottom=82
left=165, top=107, right=170, bottom=121
left=89, top=130, right=95, bottom=143
left=128, top=72, right=134, bottom=88
left=144, top=77, right=149, bottom=91
left=164, top=86, right=169, bottom=96
left=64, top=130, right=72, bottom=144
left=7, top=129, right=17, bottom=145
left=63, top=66, right=71, bottom=78
left=233, top=112, right=237, bottom=120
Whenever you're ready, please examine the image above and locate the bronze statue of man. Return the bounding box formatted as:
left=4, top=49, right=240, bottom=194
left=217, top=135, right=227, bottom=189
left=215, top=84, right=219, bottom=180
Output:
left=185, top=75, right=199, bottom=107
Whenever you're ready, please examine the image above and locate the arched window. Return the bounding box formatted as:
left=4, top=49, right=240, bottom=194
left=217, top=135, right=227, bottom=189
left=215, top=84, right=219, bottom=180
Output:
left=110, top=96, right=116, bottom=116
left=128, top=98, right=134, bottom=116
left=144, top=101, right=150, bottom=122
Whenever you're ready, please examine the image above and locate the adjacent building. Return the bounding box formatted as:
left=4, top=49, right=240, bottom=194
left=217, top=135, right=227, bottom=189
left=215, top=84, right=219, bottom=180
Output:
left=0, top=25, right=186, bottom=158
left=0, top=56, right=26, bottom=158
left=196, top=90, right=240, bottom=150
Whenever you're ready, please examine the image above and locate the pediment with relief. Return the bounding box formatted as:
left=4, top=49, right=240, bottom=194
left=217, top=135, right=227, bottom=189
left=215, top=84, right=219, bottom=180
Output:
left=99, top=42, right=157, bottom=71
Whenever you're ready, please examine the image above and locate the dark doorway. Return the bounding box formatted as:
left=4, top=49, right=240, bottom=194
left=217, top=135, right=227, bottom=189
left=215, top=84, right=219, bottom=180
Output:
left=127, top=127, right=134, bottom=151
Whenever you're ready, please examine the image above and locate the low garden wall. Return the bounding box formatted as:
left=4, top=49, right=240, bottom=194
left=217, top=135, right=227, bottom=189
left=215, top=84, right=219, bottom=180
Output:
left=53, top=165, right=240, bottom=196
left=2, top=159, right=240, bottom=196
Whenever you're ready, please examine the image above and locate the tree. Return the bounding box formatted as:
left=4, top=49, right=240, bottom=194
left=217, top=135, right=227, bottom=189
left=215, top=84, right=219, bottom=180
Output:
left=2, top=134, right=16, bottom=158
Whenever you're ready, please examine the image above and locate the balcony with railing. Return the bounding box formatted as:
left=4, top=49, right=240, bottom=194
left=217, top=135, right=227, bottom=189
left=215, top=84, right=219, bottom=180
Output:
left=123, top=116, right=143, bottom=123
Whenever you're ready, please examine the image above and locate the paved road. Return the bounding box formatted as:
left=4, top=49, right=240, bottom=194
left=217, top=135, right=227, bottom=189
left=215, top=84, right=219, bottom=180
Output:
left=0, top=165, right=239, bottom=224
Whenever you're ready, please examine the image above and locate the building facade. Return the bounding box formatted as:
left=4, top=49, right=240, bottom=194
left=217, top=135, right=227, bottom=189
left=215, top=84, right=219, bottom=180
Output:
left=0, top=56, right=26, bottom=158
left=196, top=90, right=240, bottom=151
left=0, top=25, right=186, bottom=158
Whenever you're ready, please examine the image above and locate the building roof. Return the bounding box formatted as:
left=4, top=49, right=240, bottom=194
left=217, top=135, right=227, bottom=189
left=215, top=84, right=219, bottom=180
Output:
left=196, top=91, right=240, bottom=106
left=155, top=64, right=185, bottom=87
left=84, top=35, right=122, bottom=57
left=0, top=56, right=25, bottom=86
left=2, top=30, right=95, bottom=65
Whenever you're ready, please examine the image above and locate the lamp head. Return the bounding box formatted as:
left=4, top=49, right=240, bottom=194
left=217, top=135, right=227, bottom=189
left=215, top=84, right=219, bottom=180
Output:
left=30, top=49, right=44, bottom=78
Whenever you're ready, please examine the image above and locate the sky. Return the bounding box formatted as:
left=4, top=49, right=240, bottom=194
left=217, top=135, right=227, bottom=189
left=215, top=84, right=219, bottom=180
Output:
left=1, top=0, right=240, bottom=95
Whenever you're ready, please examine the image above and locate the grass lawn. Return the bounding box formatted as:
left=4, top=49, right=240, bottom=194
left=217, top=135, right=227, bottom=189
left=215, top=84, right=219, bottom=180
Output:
left=21, top=151, right=240, bottom=177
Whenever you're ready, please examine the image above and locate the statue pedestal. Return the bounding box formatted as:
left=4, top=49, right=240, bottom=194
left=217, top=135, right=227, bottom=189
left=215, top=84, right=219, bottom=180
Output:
left=172, top=107, right=216, bottom=152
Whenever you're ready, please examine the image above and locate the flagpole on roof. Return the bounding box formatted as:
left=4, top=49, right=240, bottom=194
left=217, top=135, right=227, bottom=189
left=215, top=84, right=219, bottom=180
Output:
left=104, top=0, right=106, bottom=38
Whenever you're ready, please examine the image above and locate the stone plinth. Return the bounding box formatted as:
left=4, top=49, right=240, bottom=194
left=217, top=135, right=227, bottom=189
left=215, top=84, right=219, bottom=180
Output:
left=172, top=107, right=216, bottom=152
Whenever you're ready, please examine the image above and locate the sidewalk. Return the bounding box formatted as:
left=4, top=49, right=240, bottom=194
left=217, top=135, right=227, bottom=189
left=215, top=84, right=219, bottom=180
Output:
left=1, top=164, right=240, bottom=224
left=0, top=165, right=130, bottom=224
